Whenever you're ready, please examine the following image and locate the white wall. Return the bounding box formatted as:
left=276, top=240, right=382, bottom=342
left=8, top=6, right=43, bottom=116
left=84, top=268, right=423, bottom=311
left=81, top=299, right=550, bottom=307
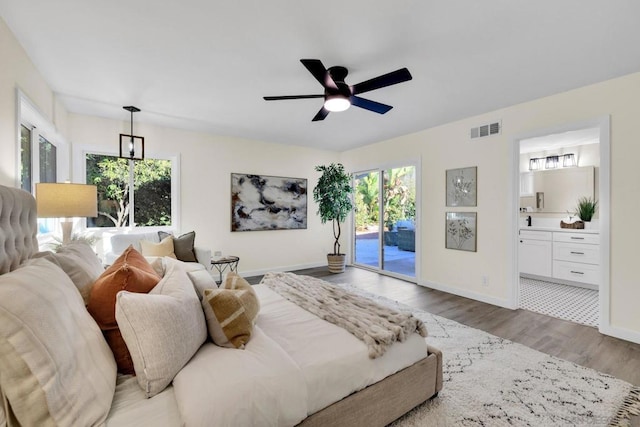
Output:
left=68, top=114, right=339, bottom=275
left=340, top=71, right=640, bottom=340
left=0, top=18, right=69, bottom=186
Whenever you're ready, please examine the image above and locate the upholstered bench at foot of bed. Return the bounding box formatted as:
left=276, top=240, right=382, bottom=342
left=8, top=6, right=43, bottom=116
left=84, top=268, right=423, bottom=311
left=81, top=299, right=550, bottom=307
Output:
left=297, top=345, right=443, bottom=427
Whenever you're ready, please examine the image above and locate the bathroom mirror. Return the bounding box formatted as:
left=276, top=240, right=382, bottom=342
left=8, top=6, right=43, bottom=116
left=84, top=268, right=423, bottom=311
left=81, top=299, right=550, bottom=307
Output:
left=520, top=166, right=595, bottom=213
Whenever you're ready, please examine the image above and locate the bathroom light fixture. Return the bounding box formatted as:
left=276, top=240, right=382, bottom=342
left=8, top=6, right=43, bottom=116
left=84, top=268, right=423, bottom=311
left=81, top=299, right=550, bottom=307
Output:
left=119, top=106, right=144, bottom=160
left=562, top=153, right=576, bottom=167
left=529, top=158, right=543, bottom=171
left=323, top=94, right=351, bottom=112
left=545, top=155, right=559, bottom=169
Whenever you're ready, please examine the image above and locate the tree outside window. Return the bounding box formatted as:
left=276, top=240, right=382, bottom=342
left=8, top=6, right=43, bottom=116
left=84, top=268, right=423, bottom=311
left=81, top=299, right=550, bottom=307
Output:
left=20, top=125, right=31, bottom=192
left=86, top=154, right=172, bottom=227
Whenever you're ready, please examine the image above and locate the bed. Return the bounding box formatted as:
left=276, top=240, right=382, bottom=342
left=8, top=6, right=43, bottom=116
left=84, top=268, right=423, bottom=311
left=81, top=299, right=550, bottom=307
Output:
left=0, top=184, right=442, bottom=427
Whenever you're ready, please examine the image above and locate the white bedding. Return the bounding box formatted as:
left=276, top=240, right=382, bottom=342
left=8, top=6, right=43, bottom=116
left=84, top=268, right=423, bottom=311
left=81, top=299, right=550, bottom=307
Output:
left=106, top=376, right=181, bottom=427
left=254, top=284, right=428, bottom=415
left=105, top=283, right=428, bottom=427
left=172, top=325, right=308, bottom=427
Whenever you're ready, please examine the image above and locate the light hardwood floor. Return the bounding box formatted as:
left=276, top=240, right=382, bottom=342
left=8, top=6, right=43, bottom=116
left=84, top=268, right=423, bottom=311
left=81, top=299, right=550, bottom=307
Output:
left=247, top=266, right=640, bottom=387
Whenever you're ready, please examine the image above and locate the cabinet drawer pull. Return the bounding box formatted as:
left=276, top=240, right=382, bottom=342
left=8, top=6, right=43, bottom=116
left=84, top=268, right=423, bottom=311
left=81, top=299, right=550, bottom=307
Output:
left=570, top=251, right=585, bottom=255
left=570, top=271, right=584, bottom=275
left=570, top=237, right=585, bottom=240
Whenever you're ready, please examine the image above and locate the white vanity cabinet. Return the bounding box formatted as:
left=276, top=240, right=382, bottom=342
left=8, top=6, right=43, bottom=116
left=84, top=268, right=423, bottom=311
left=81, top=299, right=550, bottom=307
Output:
left=552, top=232, right=600, bottom=286
left=518, top=230, right=552, bottom=277
left=518, top=228, right=600, bottom=288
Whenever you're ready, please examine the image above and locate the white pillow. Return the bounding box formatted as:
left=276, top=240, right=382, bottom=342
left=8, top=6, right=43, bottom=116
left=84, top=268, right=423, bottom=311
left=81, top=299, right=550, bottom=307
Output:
left=116, top=257, right=207, bottom=397
left=0, top=385, right=6, bottom=427
left=34, top=241, right=105, bottom=304
left=0, top=258, right=116, bottom=426
left=148, top=256, right=209, bottom=278
left=187, top=269, right=218, bottom=300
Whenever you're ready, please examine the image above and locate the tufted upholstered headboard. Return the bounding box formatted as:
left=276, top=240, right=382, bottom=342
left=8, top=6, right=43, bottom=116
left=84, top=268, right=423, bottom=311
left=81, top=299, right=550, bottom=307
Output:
left=0, top=185, right=39, bottom=274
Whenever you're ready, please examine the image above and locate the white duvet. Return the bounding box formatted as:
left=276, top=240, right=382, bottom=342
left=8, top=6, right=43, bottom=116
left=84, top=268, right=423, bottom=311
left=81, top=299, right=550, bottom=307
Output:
left=254, top=284, right=427, bottom=415
left=107, top=284, right=427, bottom=426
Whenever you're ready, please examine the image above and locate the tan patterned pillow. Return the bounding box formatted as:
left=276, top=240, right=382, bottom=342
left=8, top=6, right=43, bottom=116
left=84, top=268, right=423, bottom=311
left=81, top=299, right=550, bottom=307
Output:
left=140, top=236, right=177, bottom=258
left=202, top=273, right=260, bottom=349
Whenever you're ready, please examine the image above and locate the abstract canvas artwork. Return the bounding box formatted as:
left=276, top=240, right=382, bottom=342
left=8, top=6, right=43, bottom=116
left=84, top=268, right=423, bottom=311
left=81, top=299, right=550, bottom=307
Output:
left=231, top=173, right=307, bottom=231
left=445, top=212, right=477, bottom=252
left=446, top=166, right=477, bottom=207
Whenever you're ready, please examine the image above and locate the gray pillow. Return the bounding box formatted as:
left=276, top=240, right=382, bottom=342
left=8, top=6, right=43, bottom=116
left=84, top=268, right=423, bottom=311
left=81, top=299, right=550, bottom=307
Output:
left=158, top=231, right=197, bottom=262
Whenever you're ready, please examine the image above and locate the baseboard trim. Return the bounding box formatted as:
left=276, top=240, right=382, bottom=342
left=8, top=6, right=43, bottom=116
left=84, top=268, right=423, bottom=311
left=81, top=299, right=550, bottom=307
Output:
left=599, top=324, right=640, bottom=345
left=241, top=262, right=327, bottom=278
left=418, top=279, right=514, bottom=309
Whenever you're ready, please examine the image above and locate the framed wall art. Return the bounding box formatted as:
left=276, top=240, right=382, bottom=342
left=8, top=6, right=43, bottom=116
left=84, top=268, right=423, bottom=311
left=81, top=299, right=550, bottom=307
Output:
left=445, top=212, right=477, bottom=252
left=446, top=166, right=477, bottom=207
left=231, top=173, right=307, bottom=231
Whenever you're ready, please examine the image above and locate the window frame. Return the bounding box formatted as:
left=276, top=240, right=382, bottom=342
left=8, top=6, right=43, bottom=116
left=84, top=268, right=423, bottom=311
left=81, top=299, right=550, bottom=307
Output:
left=78, top=147, right=181, bottom=232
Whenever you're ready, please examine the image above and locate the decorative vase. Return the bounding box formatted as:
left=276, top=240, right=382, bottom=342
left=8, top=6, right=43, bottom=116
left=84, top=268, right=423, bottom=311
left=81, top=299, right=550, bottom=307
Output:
left=327, top=254, right=346, bottom=273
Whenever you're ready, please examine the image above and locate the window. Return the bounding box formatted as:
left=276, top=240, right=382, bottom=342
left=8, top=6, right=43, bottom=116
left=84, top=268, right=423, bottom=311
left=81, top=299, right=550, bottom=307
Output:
left=19, top=127, right=58, bottom=191
left=85, top=153, right=174, bottom=228
left=39, top=136, right=57, bottom=183
left=18, top=90, right=66, bottom=193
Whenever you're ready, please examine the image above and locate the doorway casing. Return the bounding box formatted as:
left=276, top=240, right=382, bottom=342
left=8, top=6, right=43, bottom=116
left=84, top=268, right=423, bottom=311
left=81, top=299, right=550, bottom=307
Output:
left=508, top=116, right=610, bottom=335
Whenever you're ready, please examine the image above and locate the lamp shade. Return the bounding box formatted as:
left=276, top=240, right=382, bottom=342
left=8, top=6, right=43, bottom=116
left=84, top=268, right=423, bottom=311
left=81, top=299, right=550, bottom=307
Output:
left=36, top=183, right=97, bottom=218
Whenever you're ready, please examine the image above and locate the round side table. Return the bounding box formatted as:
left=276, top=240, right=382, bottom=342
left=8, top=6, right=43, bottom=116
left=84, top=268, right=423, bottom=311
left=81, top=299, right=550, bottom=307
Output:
left=210, top=256, right=240, bottom=285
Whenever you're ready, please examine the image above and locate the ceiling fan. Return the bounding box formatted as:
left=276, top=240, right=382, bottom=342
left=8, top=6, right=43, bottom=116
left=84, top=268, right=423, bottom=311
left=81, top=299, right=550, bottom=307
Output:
left=263, top=59, right=412, bottom=121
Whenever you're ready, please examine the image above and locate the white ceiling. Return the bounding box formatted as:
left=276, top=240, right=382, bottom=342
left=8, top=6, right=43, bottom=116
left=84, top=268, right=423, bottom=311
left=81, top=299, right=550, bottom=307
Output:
left=520, top=128, right=600, bottom=154
left=2, top=1, right=640, bottom=151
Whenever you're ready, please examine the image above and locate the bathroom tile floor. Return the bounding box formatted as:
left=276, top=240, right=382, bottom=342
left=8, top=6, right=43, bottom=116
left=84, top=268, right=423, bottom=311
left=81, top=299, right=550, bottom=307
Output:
left=519, top=277, right=599, bottom=327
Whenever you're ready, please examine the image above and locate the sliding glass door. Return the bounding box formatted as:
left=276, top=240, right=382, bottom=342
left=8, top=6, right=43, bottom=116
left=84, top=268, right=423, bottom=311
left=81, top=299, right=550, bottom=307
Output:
left=353, top=165, right=416, bottom=278
left=354, top=170, right=381, bottom=269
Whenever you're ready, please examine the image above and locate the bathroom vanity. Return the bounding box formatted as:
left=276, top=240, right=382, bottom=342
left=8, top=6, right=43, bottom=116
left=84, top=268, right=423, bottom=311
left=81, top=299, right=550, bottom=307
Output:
left=519, top=227, right=600, bottom=289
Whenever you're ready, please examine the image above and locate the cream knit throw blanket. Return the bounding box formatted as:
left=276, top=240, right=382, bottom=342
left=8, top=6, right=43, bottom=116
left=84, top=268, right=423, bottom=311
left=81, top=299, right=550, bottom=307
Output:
left=260, top=272, right=427, bottom=359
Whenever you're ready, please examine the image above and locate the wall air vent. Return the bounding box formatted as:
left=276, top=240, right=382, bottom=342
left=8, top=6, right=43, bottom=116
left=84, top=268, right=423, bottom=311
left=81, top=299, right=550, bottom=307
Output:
left=470, top=120, right=501, bottom=139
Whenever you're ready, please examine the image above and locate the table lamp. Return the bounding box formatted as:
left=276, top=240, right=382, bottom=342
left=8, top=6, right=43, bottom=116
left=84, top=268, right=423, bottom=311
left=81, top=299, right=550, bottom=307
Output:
left=36, top=183, right=98, bottom=244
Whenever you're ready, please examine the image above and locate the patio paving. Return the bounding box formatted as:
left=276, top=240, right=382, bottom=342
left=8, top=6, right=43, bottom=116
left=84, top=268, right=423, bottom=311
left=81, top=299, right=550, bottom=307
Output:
left=354, top=232, right=415, bottom=277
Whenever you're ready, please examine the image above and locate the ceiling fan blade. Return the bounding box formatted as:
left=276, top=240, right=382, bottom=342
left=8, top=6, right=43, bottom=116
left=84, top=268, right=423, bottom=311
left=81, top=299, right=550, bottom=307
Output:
left=351, top=68, right=412, bottom=95
left=350, top=96, right=393, bottom=114
left=263, top=95, right=324, bottom=101
left=301, top=59, right=338, bottom=89
left=312, top=107, right=330, bottom=121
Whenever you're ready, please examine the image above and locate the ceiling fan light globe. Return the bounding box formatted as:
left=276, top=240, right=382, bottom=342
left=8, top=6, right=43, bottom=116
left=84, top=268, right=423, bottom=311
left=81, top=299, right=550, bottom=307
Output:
left=324, top=95, right=350, bottom=112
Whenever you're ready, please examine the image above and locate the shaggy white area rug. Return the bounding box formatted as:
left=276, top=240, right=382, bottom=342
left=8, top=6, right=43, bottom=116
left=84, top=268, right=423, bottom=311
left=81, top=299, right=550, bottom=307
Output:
left=337, top=283, right=640, bottom=427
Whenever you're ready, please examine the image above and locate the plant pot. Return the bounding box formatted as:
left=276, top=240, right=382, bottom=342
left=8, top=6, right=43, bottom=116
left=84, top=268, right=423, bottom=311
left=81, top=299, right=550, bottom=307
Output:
left=327, top=254, right=346, bottom=274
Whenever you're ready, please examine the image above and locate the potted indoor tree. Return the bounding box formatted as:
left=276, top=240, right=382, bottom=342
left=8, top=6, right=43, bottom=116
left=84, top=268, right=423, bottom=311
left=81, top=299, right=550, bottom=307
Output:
left=313, top=163, right=353, bottom=273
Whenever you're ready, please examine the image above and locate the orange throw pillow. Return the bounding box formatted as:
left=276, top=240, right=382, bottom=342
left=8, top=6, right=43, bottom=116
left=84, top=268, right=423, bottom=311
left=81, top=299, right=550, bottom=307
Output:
left=88, top=245, right=161, bottom=374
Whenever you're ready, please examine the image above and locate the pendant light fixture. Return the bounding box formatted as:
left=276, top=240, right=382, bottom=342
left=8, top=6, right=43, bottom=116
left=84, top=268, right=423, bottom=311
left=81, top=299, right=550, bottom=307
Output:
left=119, top=106, right=144, bottom=160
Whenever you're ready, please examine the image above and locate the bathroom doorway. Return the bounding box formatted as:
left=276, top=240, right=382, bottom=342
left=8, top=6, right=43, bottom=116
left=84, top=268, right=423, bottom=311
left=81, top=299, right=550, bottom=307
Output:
left=511, top=117, right=610, bottom=330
